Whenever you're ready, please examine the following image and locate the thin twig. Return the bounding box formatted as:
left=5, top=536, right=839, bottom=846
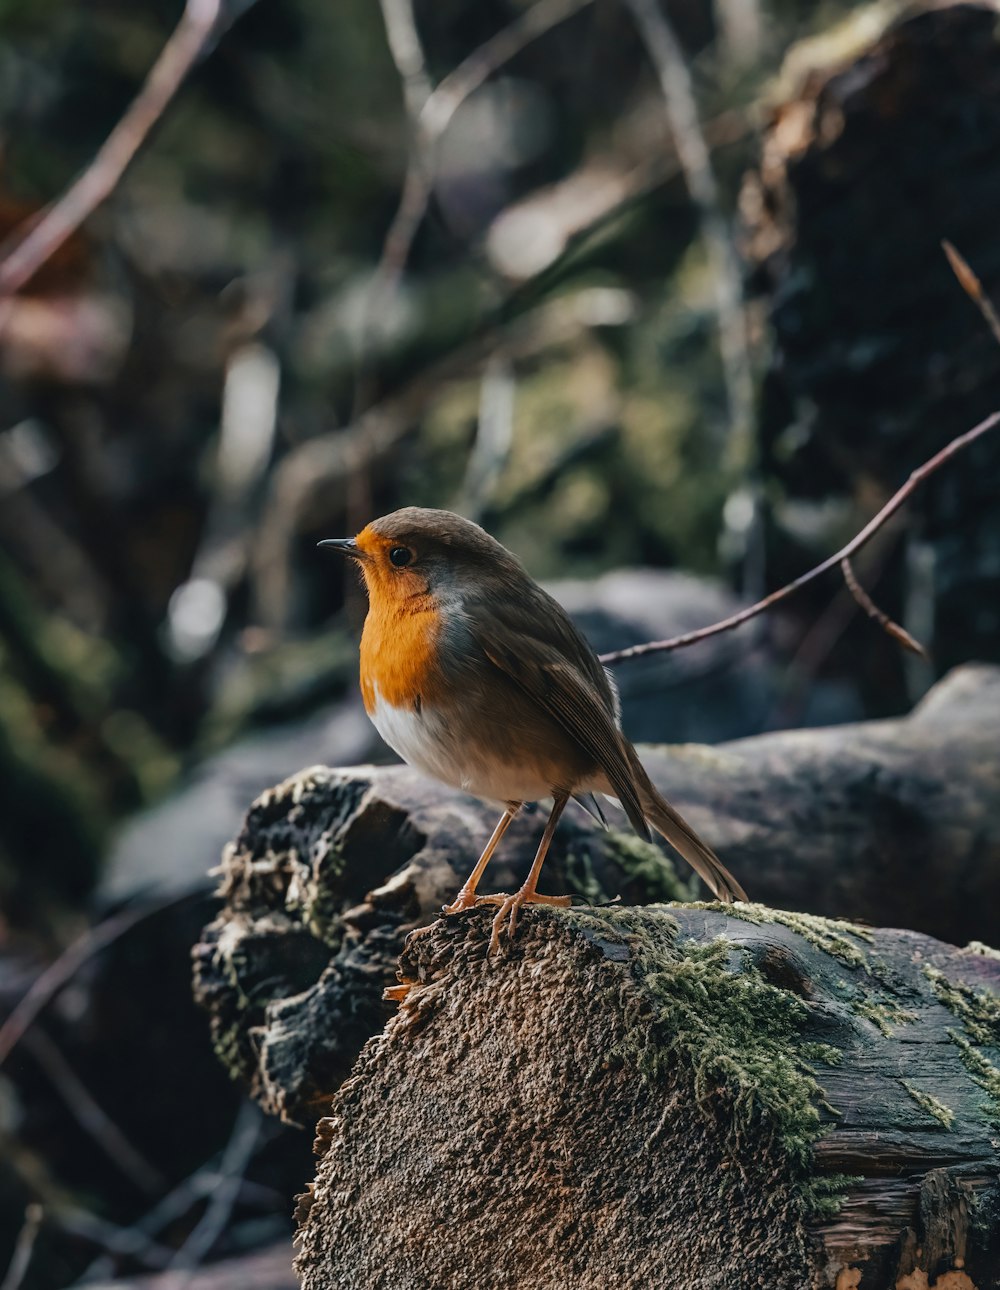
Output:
left=840, top=556, right=928, bottom=660
left=24, top=1029, right=166, bottom=1194
left=378, top=0, right=433, bottom=120
left=359, top=0, right=598, bottom=376
left=53, top=1207, right=175, bottom=1272
left=0, top=0, right=228, bottom=300
left=942, top=240, right=1000, bottom=349
left=168, top=1101, right=263, bottom=1277
left=0, top=894, right=189, bottom=1069
left=0, top=1205, right=42, bottom=1290
left=623, top=0, right=754, bottom=453
left=599, top=408, right=1000, bottom=664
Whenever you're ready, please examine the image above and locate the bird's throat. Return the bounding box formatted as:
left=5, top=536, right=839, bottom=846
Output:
left=359, top=595, right=441, bottom=715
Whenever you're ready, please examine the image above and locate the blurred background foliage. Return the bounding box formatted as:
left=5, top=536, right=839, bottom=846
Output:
left=0, top=0, right=957, bottom=933
left=3, top=0, right=1000, bottom=1284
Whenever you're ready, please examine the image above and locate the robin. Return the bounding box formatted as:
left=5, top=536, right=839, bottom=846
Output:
left=319, top=507, right=746, bottom=953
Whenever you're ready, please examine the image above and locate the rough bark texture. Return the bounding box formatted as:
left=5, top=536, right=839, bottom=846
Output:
left=294, top=904, right=1000, bottom=1290
left=193, top=663, right=1000, bottom=1125
left=742, top=0, right=1000, bottom=673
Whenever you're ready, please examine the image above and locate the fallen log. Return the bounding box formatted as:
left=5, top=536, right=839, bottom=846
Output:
left=193, top=664, right=1000, bottom=1124
left=294, top=904, right=1000, bottom=1290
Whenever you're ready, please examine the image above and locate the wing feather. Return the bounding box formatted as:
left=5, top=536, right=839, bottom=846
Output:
left=473, top=593, right=652, bottom=840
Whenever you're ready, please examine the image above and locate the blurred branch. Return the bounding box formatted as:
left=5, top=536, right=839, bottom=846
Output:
left=168, top=1101, right=263, bottom=1278
left=457, top=355, right=516, bottom=522
left=361, top=0, right=599, bottom=378
left=378, top=0, right=433, bottom=120
left=0, top=0, right=237, bottom=301
left=0, top=896, right=186, bottom=1069
left=24, top=1029, right=166, bottom=1195
left=623, top=0, right=753, bottom=451
left=713, top=0, right=762, bottom=68
left=600, top=407, right=1000, bottom=665
left=0, top=1205, right=42, bottom=1290
left=943, top=239, right=1000, bottom=349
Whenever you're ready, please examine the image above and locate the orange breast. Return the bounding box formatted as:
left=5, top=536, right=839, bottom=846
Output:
left=359, top=596, right=442, bottom=715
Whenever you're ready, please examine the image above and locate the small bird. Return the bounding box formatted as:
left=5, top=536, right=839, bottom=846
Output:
left=320, top=508, right=746, bottom=952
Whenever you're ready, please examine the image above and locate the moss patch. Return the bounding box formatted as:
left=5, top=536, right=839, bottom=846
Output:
left=900, top=1080, right=955, bottom=1129
left=560, top=904, right=844, bottom=1219
left=948, top=1032, right=1000, bottom=1127
left=924, top=966, right=1000, bottom=1047
left=853, top=994, right=916, bottom=1037
left=922, top=963, right=1000, bottom=1125
left=689, top=902, right=874, bottom=971
left=600, top=830, right=689, bottom=903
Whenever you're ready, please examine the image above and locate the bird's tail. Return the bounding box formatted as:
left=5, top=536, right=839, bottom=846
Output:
left=623, top=746, right=747, bottom=903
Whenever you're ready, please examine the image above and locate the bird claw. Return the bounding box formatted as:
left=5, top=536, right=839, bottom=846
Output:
left=442, top=887, right=571, bottom=953
left=487, top=888, right=572, bottom=955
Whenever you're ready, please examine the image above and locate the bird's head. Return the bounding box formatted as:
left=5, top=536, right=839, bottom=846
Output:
left=318, top=507, right=522, bottom=606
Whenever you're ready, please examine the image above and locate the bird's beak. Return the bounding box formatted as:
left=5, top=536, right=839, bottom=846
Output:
left=317, top=537, right=363, bottom=559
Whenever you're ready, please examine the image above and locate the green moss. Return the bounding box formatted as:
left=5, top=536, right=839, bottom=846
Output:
left=924, top=966, right=1000, bottom=1047
left=948, top=1032, right=1000, bottom=1127
left=561, top=904, right=844, bottom=1219
left=900, top=1081, right=955, bottom=1129
left=689, top=902, right=874, bottom=971
left=852, top=995, right=916, bottom=1036
left=599, top=830, right=689, bottom=903
left=562, top=846, right=611, bottom=906
left=799, top=1043, right=843, bottom=1066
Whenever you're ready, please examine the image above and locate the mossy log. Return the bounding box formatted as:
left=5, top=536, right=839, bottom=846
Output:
left=193, top=664, right=1000, bottom=1124
left=294, top=905, right=1000, bottom=1290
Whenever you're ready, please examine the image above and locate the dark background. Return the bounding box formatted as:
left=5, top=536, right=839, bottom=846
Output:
left=1, top=0, right=998, bottom=1285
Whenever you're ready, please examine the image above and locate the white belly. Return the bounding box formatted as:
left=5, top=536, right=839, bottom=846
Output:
left=369, top=688, right=553, bottom=804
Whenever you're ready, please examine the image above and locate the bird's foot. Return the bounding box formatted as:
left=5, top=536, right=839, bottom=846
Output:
left=442, top=886, right=484, bottom=915
left=442, top=886, right=571, bottom=953
left=486, top=887, right=572, bottom=956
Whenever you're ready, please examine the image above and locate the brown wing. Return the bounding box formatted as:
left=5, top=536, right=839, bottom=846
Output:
left=468, top=585, right=652, bottom=840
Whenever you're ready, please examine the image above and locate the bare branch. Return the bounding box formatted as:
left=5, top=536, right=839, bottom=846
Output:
left=0, top=0, right=229, bottom=301
left=378, top=0, right=433, bottom=121
left=599, top=408, right=1000, bottom=665
left=0, top=894, right=187, bottom=1069
left=0, top=1205, right=42, bottom=1290
left=24, top=1028, right=166, bottom=1194
left=840, top=555, right=929, bottom=660
left=168, top=1101, right=263, bottom=1277
left=361, top=0, right=599, bottom=356
left=623, top=0, right=754, bottom=452
left=942, top=240, right=1000, bottom=349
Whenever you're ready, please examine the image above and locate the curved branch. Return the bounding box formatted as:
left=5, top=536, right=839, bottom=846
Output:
left=0, top=0, right=228, bottom=301
left=599, top=408, right=1000, bottom=665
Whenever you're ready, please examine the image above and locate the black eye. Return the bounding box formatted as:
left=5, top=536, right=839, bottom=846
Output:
left=389, top=546, right=412, bottom=567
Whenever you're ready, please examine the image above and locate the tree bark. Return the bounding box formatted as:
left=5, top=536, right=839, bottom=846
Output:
left=193, top=663, right=1000, bottom=1125
left=294, top=905, right=1000, bottom=1290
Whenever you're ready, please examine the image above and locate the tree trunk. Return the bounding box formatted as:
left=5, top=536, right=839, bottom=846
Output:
left=193, top=663, right=1000, bottom=1125
left=294, top=905, right=1000, bottom=1290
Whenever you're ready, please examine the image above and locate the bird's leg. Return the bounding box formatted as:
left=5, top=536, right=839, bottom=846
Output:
left=443, top=802, right=521, bottom=914
left=489, top=792, right=571, bottom=955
